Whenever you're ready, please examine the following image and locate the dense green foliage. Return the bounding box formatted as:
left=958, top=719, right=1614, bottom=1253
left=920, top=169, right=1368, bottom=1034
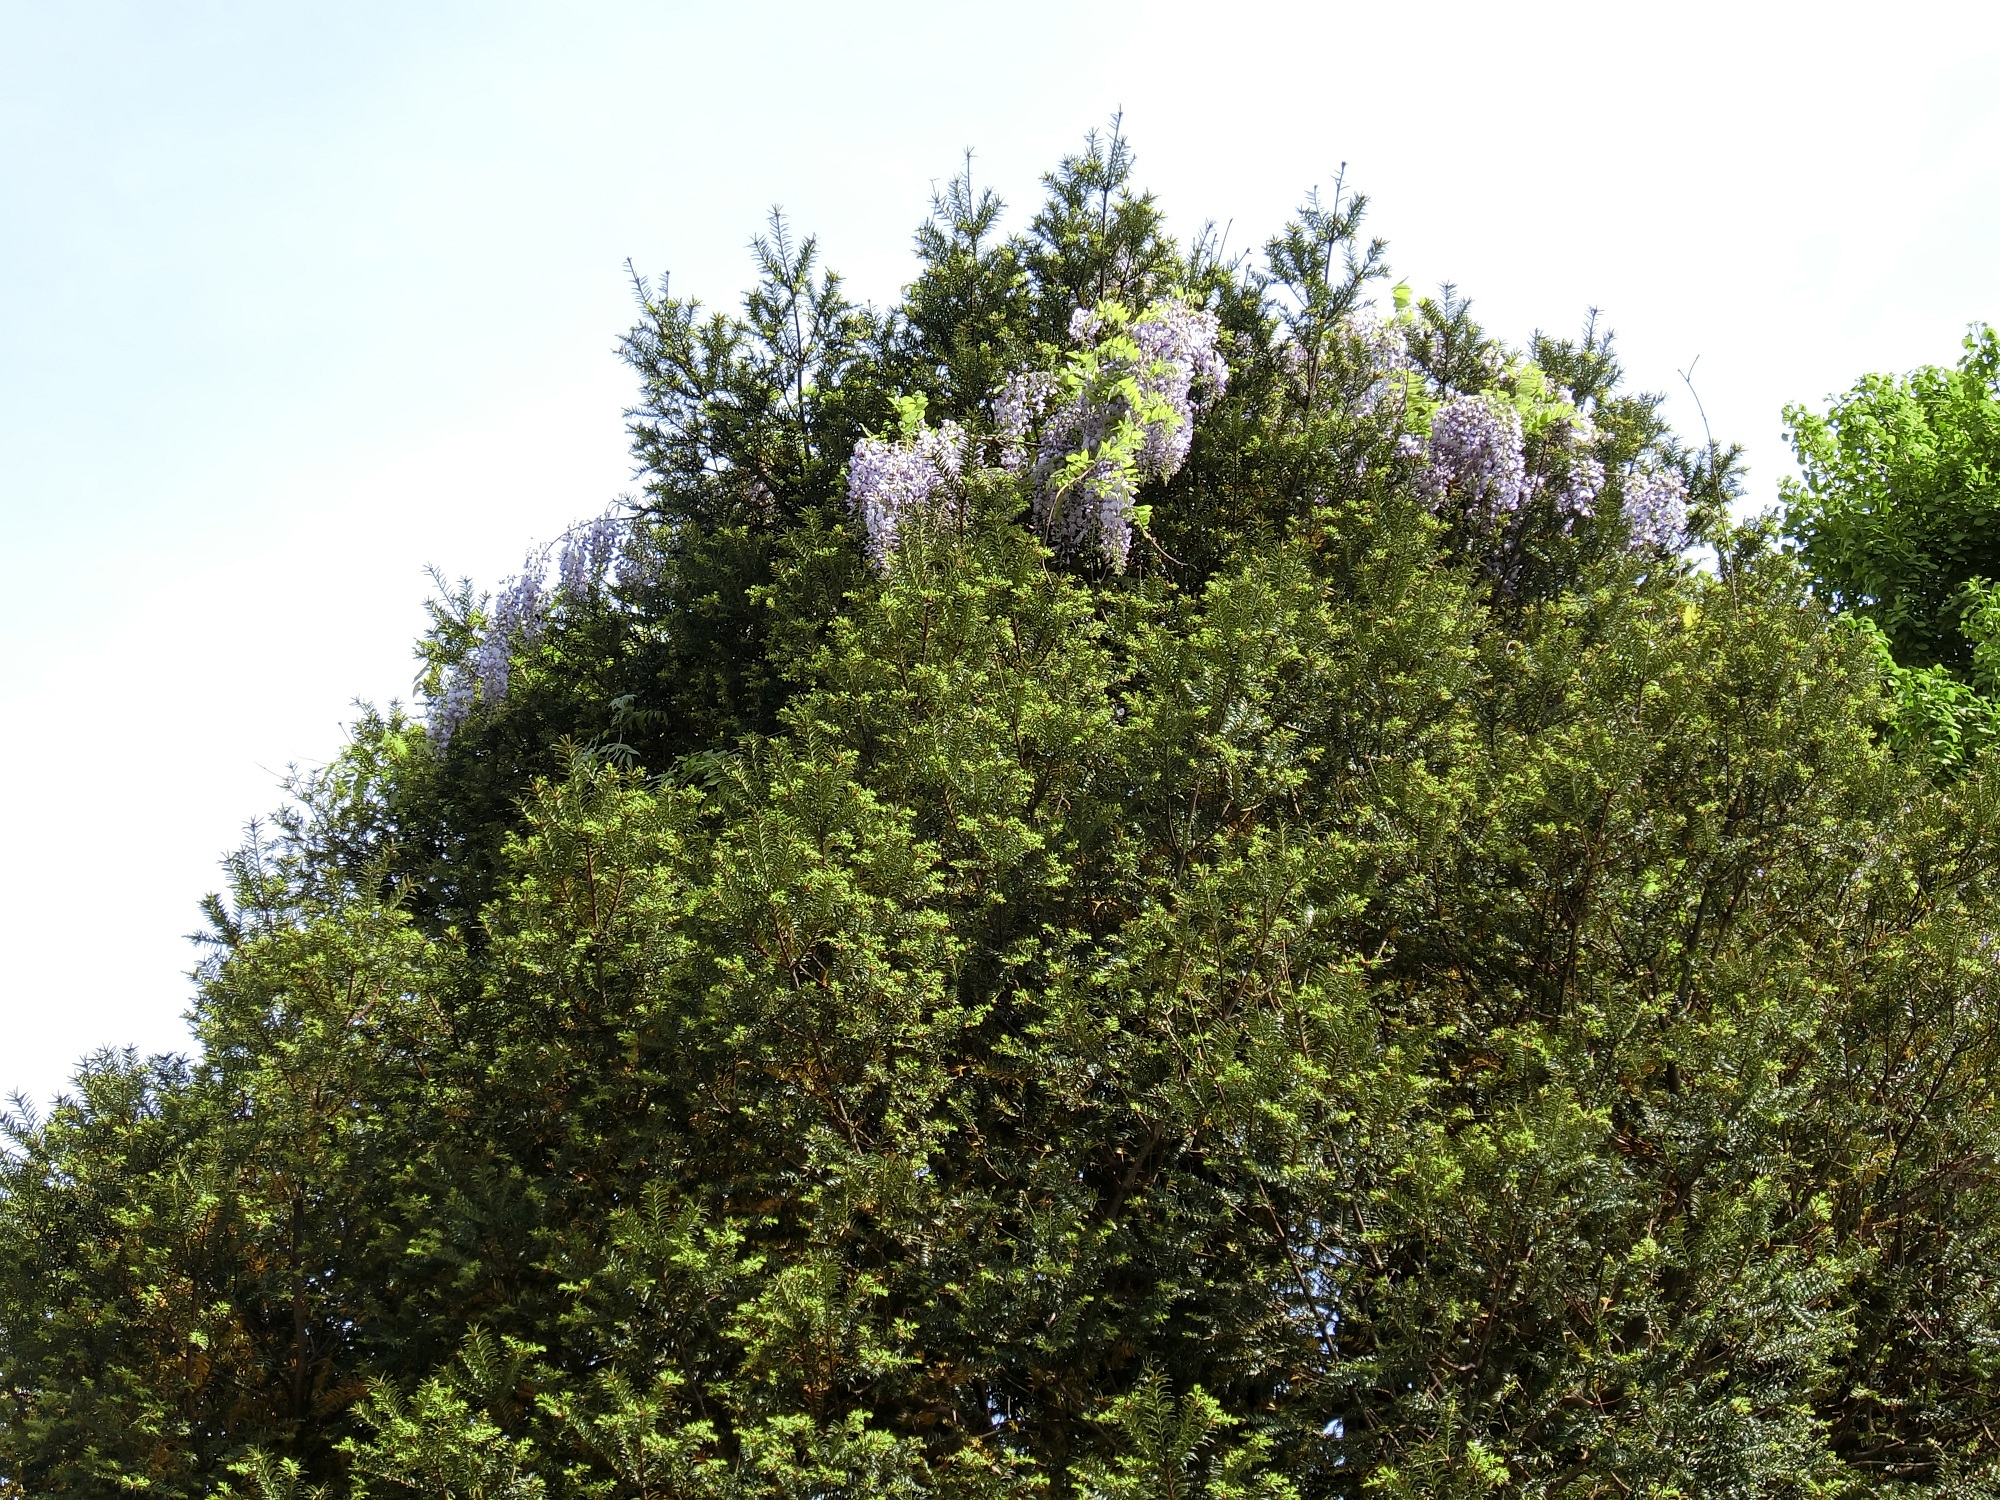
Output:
left=1784, top=326, right=2000, bottom=672
left=1784, top=328, right=2000, bottom=765
left=9, top=128, right=2000, bottom=1498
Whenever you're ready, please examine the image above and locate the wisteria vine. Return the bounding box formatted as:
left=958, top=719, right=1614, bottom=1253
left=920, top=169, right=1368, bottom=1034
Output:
left=440, top=293, right=1688, bottom=755
left=1622, top=469, right=1689, bottom=551
left=428, top=511, right=628, bottom=747
left=1002, top=298, right=1227, bottom=571
left=1418, top=393, right=1531, bottom=526
left=849, top=298, right=1228, bottom=573
left=847, top=412, right=971, bottom=570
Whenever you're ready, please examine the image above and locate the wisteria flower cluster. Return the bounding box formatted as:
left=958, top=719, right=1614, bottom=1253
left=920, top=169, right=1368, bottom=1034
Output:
left=433, top=568, right=548, bottom=747
left=1351, top=313, right=1415, bottom=374
left=1345, top=313, right=1416, bottom=418
left=429, top=512, right=630, bottom=746
left=1034, top=397, right=1140, bottom=569
left=1623, top=469, right=1689, bottom=552
left=847, top=419, right=971, bottom=570
left=995, top=370, right=1058, bottom=474
left=1127, top=301, right=1229, bottom=475
left=1410, top=384, right=1611, bottom=542
left=558, top=512, right=623, bottom=599
left=475, top=571, right=548, bottom=705
left=1068, top=305, right=1107, bottom=345
left=1535, top=407, right=1607, bottom=526
left=432, top=668, right=477, bottom=748
left=1417, top=393, right=1529, bottom=525
left=1001, top=298, right=1227, bottom=571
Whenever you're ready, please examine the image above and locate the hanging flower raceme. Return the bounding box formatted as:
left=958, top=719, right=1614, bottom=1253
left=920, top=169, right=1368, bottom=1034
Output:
left=1533, top=405, right=1606, bottom=527
left=1001, top=297, right=1227, bottom=571
left=1128, top=300, right=1229, bottom=474
left=430, top=667, right=477, bottom=748
left=847, top=396, right=971, bottom=570
left=1419, top=392, right=1529, bottom=526
left=1336, top=311, right=1417, bottom=420
left=558, top=512, right=623, bottom=600
left=1351, top=313, right=1415, bottom=378
left=427, top=513, right=631, bottom=747
left=995, top=370, right=1058, bottom=474
left=476, top=571, right=547, bottom=705
left=1275, top=310, right=1421, bottom=487
left=1623, top=469, right=1689, bottom=551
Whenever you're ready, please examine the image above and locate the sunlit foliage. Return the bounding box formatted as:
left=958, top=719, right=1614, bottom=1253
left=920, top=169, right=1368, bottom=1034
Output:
left=5, top=123, right=1999, bottom=1498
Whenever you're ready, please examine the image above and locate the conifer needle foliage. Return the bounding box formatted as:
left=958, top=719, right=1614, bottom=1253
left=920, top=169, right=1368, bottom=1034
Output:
left=7, top=124, right=2000, bottom=1498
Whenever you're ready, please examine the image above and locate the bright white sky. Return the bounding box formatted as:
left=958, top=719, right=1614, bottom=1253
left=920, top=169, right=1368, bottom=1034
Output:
left=4, top=0, right=1997, bottom=1108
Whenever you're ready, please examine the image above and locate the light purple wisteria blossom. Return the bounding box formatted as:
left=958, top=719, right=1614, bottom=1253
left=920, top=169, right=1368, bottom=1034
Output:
left=428, top=559, right=550, bottom=745
left=1623, top=469, right=1689, bottom=551
left=469, top=624, right=510, bottom=709
left=1344, top=313, right=1415, bottom=418
left=1276, top=312, right=1414, bottom=433
left=1419, top=393, right=1528, bottom=525
left=1012, top=298, right=1228, bottom=571
left=1351, top=314, right=1413, bottom=375
left=1534, top=407, right=1606, bottom=527
left=1068, top=305, right=1106, bottom=345
left=847, top=420, right=970, bottom=569
left=429, top=522, right=625, bottom=747
left=995, top=370, right=1057, bottom=474
left=1033, top=431, right=1137, bottom=568
left=1555, top=453, right=1607, bottom=523
left=1128, top=300, right=1229, bottom=476
left=431, top=666, right=477, bottom=749
left=558, top=513, right=624, bottom=600
left=475, top=568, right=549, bottom=704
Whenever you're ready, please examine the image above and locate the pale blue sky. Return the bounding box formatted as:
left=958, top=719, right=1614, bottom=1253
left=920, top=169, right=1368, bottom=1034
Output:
left=5, top=0, right=1997, bottom=1106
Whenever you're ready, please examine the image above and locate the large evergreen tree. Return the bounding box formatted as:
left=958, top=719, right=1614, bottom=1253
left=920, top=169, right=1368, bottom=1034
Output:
left=7, top=126, right=2000, bottom=1498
